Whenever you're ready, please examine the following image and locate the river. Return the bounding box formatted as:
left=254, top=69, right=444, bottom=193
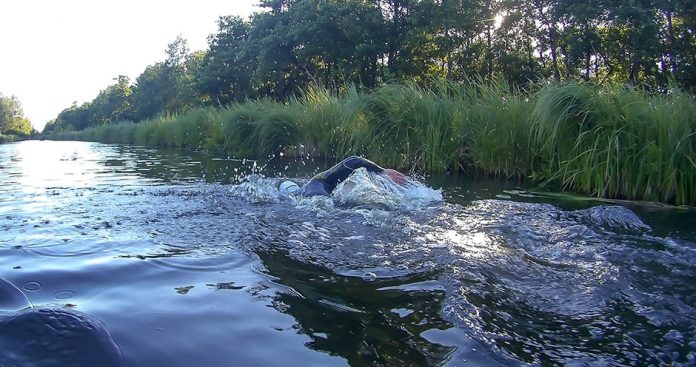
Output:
left=0, top=140, right=694, bottom=366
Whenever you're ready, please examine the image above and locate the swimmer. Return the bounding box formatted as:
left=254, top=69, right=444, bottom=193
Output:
left=279, top=156, right=407, bottom=197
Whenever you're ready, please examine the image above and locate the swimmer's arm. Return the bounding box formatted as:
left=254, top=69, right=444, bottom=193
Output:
left=340, top=156, right=384, bottom=174
left=331, top=156, right=408, bottom=186
left=317, top=156, right=383, bottom=187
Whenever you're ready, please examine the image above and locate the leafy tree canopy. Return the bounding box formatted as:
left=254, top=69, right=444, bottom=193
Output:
left=0, top=93, right=33, bottom=136
left=45, top=0, right=696, bottom=133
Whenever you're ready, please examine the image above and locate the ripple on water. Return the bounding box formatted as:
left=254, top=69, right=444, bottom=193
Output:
left=147, top=250, right=252, bottom=273
left=425, top=200, right=696, bottom=365
left=140, top=312, right=175, bottom=332
left=23, top=239, right=136, bottom=258
left=2, top=142, right=695, bottom=366
left=22, top=281, right=41, bottom=292
left=238, top=187, right=695, bottom=365
left=53, top=290, right=75, bottom=300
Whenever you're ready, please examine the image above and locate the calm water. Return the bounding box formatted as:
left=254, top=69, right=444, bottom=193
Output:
left=0, top=140, right=694, bottom=367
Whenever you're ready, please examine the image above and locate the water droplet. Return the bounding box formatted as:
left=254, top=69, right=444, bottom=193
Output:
left=362, top=272, right=377, bottom=281
left=53, top=290, right=75, bottom=300
left=23, top=281, right=41, bottom=292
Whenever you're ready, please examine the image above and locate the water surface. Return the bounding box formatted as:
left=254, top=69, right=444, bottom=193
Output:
left=0, top=140, right=694, bottom=366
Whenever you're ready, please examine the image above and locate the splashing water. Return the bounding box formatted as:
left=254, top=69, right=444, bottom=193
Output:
left=227, top=170, right=696, bottom=365
left=228, top=168, right=442, bottom=212
left=228, top=174, right=284, bottom=203
left=332, top=168, right=443, bottom=210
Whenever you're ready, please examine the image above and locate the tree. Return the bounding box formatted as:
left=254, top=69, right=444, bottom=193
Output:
left=556, top=0, right=604, bottom=80
left=0, top=93, right=33, bottom=136
left=131, top=63, right=168, bottom=121
left=175, top=50, right=206, bottom=110
left=45, top=0, right=696, bottom=133
left=197, top=16, right=253, bottom=105
left=91, top=75, right=134, bottom=125
left=288, top=0, right=386, bottom=89
left=51, top=102, right=94, bottom=131
left=246, top=5, right=304, bottom=99
left=131, top=36, right=201, bottom=120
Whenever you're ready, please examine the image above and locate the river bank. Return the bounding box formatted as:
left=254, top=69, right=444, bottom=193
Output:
left=0, top=134, right=29, bottom=144
left=44, top=81, right=696, bottom=206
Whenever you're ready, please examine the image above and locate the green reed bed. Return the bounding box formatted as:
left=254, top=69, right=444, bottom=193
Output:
left=47, top=82, right=696, bottom=206
left=355, top=82, right=462, bottom=172
left=219, top=99, right=300, bottom=157
left=453, top=80, right=534, bottom=178
left=292, top=85, right=363, bottom=159
left=532, top=84, right=695, bottom=205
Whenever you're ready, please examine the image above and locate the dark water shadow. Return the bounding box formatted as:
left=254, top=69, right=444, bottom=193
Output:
left=256, top=249, right=492, bottom=366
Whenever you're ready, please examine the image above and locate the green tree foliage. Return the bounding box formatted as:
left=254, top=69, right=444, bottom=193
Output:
left=91, top=75, right=134, bottom=125
left=45, top=0, right=696, bottom=132
left=197, top=16, right=253, bottom=105
left=0, top=93, right=33, bottom=136
left=287, top=0, right=385, bottom=89
left=131, top=36, right=202, bottom=119
left=131, top=63, right=168, bottom=121
left=48, top=76, right=133, bottom=131
left=246, top=6, right=304, bottom=98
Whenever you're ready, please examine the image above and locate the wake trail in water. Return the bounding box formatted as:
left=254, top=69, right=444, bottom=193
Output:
left=226, top=172, right=696, bottom=366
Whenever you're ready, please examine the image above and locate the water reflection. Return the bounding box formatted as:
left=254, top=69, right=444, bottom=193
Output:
left=0, top=141, right=279, bottom=194
left=257, top=250, right=458, bottom=366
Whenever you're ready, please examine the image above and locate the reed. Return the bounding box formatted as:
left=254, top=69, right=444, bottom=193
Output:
left=357, top=82, right=451, bottom=171
left=0, top=134, right=19, bottom=143
left=531, top=83, right=695, bottom=205
left=293, top=85, right=363, bottom=159
left=219, top=99, right=299, bottom=157
left=453, top=79, right=534, bottom=178
left=45, top=81, right=696, bottom=205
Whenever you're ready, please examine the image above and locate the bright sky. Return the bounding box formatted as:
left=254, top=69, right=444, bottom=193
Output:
left=0, top=0, right=260, bottom=131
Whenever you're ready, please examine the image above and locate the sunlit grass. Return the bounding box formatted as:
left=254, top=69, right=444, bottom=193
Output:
left=292, top=85, right=363, bottom=159
left=532, top=84, right=695, bottom=205
left=45, top=81, right=696, bottom=205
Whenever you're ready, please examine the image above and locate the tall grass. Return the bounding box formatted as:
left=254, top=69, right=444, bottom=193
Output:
left=219, top=99, right=300, bottom=157
left=455, top=79, right=534, bottom=178
left=46, top=81, right=696, bottom=206
left=0, top=134, right=19, bottom=143
left=356, top=82, right=461, bottom=171
left=532, top=84, right=695, bottom=204
left=293, top=85, right=363, bottom=159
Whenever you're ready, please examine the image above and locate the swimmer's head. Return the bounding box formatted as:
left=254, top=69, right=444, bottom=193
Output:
left=279, top=180, right=300, bottom=196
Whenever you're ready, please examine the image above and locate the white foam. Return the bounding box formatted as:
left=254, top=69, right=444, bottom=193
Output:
left=228, top=174, right=281, bottom=203
left=332, top=168, right=443, bottom=210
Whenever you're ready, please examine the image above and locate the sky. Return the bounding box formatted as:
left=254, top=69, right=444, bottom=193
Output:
left=0, top=0, right=260, bottom=131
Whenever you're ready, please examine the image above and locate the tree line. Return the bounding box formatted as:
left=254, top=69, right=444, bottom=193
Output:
left=44, top=0, right=696, bottom=132
left=0, top=93, right=34, bottom=139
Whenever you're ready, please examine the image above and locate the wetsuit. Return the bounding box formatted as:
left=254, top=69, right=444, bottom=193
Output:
left=301, top=156, right=384, bottom=197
